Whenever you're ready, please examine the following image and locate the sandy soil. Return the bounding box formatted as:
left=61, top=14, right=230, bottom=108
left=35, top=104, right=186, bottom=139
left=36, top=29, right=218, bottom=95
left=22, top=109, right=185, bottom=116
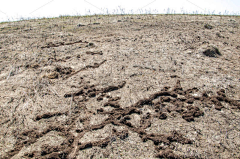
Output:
left=0, top=14, right=240, bottom=159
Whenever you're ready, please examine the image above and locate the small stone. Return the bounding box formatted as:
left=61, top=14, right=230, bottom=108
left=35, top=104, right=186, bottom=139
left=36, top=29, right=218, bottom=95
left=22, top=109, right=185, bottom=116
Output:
left=204, top=23, right=213, bottom=29
left=77, top=24, right=85, bottom=27
left=86, top=42, right=95, bottom=47
left=44, top=72, right=59, bottom=79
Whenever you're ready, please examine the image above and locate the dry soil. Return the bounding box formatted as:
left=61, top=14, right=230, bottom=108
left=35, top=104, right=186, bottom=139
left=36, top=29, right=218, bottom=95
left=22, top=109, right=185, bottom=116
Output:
left=0, top=14, right=240, bottom=159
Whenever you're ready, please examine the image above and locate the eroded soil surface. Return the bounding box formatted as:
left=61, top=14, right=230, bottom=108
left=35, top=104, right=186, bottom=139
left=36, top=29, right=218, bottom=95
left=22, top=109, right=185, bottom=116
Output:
left=0, top=14, right=240, bottom=158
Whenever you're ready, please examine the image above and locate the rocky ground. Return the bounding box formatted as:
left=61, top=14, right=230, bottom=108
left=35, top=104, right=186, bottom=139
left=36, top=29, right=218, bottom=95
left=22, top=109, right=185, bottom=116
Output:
left=0, top=14, right=240, bottom=159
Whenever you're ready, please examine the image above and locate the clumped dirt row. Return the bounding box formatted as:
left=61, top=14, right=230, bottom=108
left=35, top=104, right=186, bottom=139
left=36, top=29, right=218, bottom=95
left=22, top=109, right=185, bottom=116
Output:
left=3, top=79, right=239, bottom=159
left=42, top=59, right=107, bottom=80
left=41, top=40, right=88, bottom=49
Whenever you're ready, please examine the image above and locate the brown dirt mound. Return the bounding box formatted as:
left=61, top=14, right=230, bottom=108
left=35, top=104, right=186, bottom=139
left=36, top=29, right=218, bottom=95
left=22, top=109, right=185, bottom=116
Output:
left=202, top=45, right=222, bottom=57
